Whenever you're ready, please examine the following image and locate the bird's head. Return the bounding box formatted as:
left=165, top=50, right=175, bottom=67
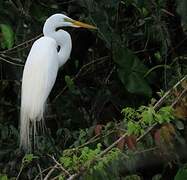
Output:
left=43, top=14, right=96, bottom=36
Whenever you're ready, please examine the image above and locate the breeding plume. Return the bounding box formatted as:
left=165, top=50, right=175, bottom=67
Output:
left=20, top=14, right=96, bottom=151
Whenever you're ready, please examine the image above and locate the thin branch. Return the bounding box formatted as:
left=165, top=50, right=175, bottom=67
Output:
left=0, top=34, right=42, bottom=54
left=34, top=167, right=52, bottom=180
left=37, top=163, right=43, bottom=180
left=16, top=165, right=24, bottom=180
left=52, top=56, right=109, bottom=103
left=161, top=8, right=175, bottom=16
left=104, top=66, right=116, bottom=84
left=137, top=122, right=157, bottom=142
left=67, top=174, right=79, bottom=180
left=153, top=75, right=187, bottom=110
left=74, top=129, right=116, bottom=150
left=74, top=56, right=109, bottom=79
left=99, top=133, right=127, bottom=157
left=43, top=164, right=58, bottom=180
left=171, top=88, right=187, bottom=107
left=134, top=146, right=158, bottom=155
left=0, top=56, right=24, bottom=67
left=0, top=54, right=23, bottom=62
left=49, top=155, right=71, bottom=177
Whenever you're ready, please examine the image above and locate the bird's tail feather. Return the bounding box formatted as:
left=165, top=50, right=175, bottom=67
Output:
left=19, top=75, right=47, bottom=151
left=20, top=105, right=46, bottom=152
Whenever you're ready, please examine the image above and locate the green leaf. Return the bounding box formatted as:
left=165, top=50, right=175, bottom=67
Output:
left=0, top=24, right=14, bottom=49
left=114, top=47, right=152, bottom=97
left=64, top=75, right=79, bottom=95
left=157, top=106, right=174, bottom=123
left=141, top=107, right=155, bottom=125
left=175, top=165, right=187, bottom=180
left=22, top=154, right=38, bottom=165
left=127, top=121, right=142, bottom=136
left=0, top=174, right=8, bottom=180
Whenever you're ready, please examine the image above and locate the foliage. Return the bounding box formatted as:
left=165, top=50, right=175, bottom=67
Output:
left=0, top=174, right=8, bottom=180
left=0, top=0, right=187, bottom=179
left=0, top=24, right=14, bottom=49
left=122, top=106, right=174, bottom=136
left=114, top=47, right=152, bottom=97
left=175, top=164, right=187, bottom=180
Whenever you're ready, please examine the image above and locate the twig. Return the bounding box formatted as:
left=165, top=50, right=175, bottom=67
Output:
left=43, top=164, right=58, bottom=180
left=0, top=54, right=23, bottom=62
left=67, top=174, right=79, bottom=180
left=144, top=64, right=170, bottom=78
left=0, top=34, right=42, bottom=54
left=137, top=122, right=157, bottom=142
left=73, top=129, right=116, bottom=150
left=74, top=134, right=100, bottom=149
left=52, top=86, right=67, bottom=103
left=0, top=56, right=24, bottom=67
left=37, top=163, right=43, bottom=180
left=74, top=56, right=109, bottom=79
left=161, top=8, right=175, bottom=16
left=52, top=56, right=109, bottom=103
left=34, top=167, right=52, bottom=180
left=49, top=155, right=71, bottom=177
left=134, top=146, right=158, bottom=155
left=104, top=66, right=116, bottom=84
left=99, top=133, right=127, bottom=157
left=16, top=165, right=24, bottom=180
left=171, top=88, right=187, bottom=107
left=153, top=75, right=187, bottom=110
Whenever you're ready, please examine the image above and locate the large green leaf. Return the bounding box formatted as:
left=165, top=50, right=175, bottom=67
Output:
left=175, top=165, right=187, bottom=180
left=0, top=24, right=14, bottom=49
left=114, top=47, right=152, bottom=97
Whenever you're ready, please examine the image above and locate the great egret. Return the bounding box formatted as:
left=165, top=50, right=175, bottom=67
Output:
left=20, top=14, right=96, bottom=151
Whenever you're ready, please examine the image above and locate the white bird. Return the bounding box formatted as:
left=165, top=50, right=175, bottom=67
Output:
left=20, top=14, right=96, bottom=151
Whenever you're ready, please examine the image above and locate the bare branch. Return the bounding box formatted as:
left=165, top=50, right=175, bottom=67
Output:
left=43, top=164, right=58, bottom=180
left=49, top=155, right=71, bottom=177
left=0, top=34, right=42, bottom=54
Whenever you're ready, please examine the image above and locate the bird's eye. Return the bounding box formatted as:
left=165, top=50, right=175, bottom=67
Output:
left=57, top=45, right=61, bottom=52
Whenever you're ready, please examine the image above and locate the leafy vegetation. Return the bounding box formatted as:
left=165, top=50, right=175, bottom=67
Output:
left=0, top=0, right=187, bottom=179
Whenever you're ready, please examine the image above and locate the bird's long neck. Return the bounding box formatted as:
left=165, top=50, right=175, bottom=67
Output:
left=51, top=30, right=72, bottom=67
left=43, top=25, right=72, bottom=67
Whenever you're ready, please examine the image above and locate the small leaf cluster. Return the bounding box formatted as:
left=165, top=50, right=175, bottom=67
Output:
left=122, top=106, right=174, bottom=136
left=59, top=144, right=122, bottom=179
left=22, top=154, right=38, bottom=166
left=60, top=143, right=102, bottom=172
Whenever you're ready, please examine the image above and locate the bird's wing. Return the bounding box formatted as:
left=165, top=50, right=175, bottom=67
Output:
left=20, top=36, right=59, bottom=150
left=21, top=36, right=59, bottom=120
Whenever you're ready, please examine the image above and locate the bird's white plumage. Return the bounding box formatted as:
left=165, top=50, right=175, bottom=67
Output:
left=20, top=37, right=59, bottom=150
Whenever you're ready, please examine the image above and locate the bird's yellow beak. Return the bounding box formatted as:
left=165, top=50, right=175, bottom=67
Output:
left=65, top=18, right=97, bottom=29
left=72, top=20, right=97, bottom=29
